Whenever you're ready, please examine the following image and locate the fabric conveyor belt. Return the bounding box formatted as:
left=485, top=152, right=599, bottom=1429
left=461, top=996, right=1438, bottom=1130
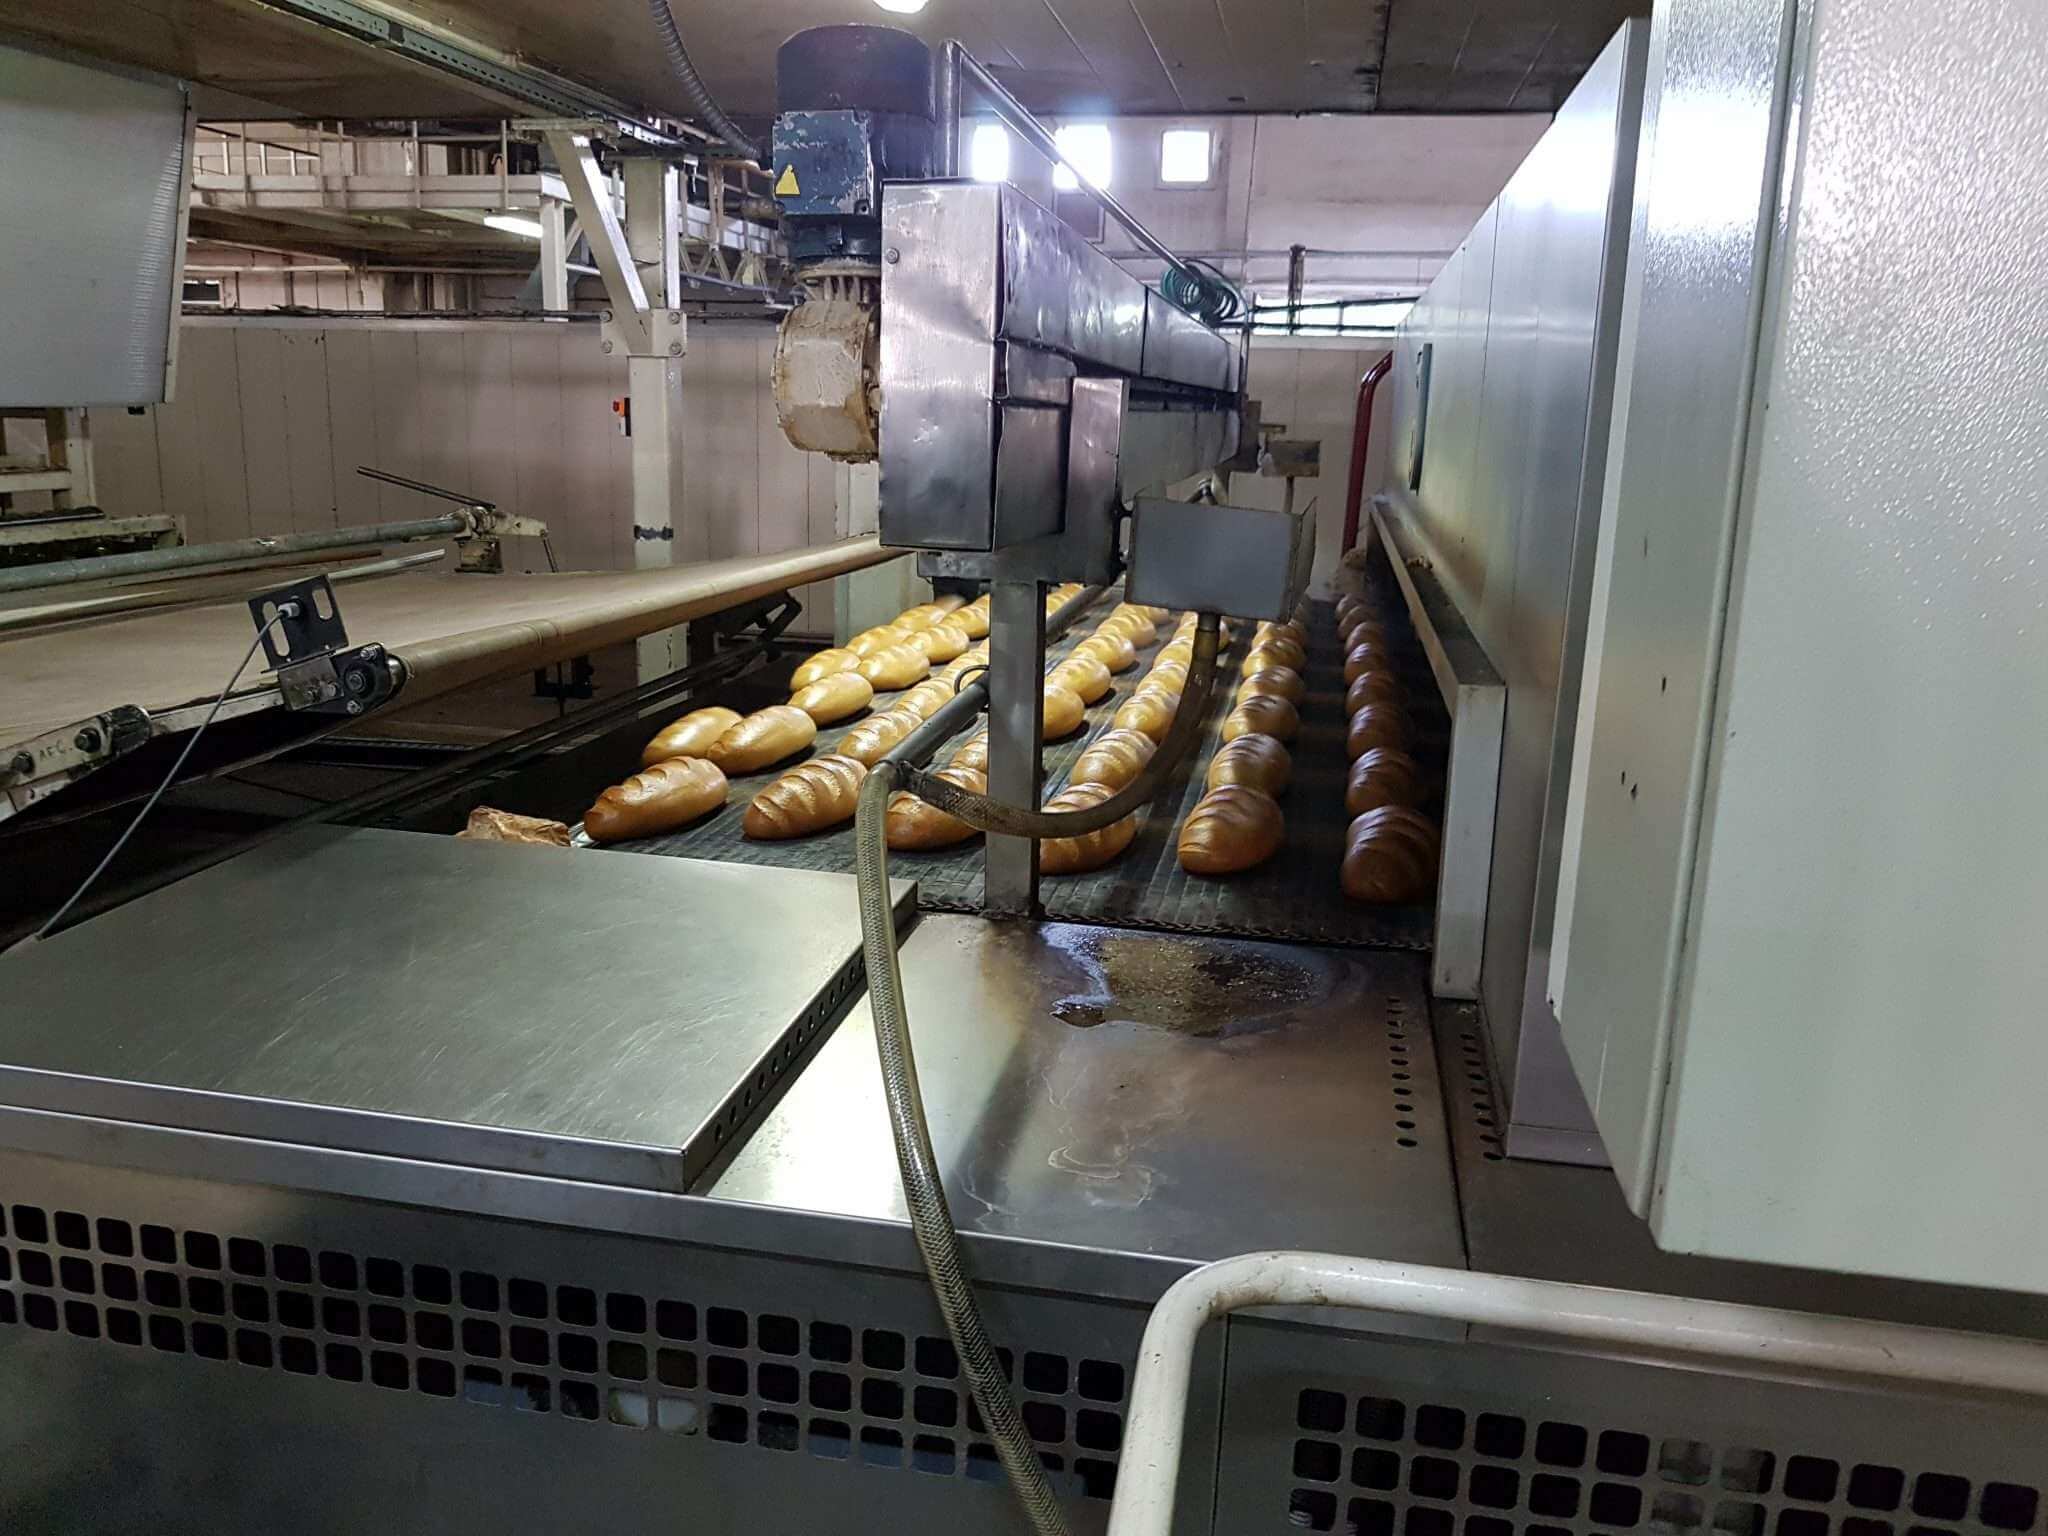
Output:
left=596, top=588, right=1444, bottom=951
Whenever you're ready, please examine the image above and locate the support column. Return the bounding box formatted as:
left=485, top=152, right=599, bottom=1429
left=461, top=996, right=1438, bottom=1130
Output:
left=537, top=195, right=568, bottom=312
left=628, top=345, right=690, bottom=680
left=984, top=579, right=1045, bottom=917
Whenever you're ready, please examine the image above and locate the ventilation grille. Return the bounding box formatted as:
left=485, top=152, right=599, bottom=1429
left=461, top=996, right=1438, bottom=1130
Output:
left=0, top=1199, right=1128, bottom=1501
left=1450, top=1022, right=1505, bottom=1162
left=1284, top=1385, right=2041, bottom=1536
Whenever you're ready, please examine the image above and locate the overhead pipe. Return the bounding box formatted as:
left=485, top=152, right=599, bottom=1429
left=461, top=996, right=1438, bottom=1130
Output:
left=1340, top=351, right=1395, bottom=555
left=0, top=515, right=468, bottom=597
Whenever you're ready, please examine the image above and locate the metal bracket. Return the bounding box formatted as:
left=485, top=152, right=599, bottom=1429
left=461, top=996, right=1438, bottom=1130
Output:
left=276, top=644, right=397, bottom=717
left=633, top=525, right=675, bottom=542
left=250, top=576, right=347, bottom=669
left=602, top=308, right=687, bottom=360
left=0, top=706, right=153, bottom=822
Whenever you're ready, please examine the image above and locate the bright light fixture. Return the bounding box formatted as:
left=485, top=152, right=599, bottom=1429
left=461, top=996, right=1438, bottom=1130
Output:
left=1159, top=127, right=1212, bottom=184
left=872, top=0, right=928, bottom=12
left=970, top=122, right=1010, bottom=183
left=484, top=214, right=544, bottom=239
left=1051, top=124, right=1112, bottom=191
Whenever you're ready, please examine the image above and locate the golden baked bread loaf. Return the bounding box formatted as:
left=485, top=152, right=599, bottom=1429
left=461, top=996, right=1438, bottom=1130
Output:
left=952, top=599, right=990, bottom=639
left=906, top=621, right=971, bottom=663
left=1205, top=733, right=1292, bottom=796
left=1077, top=629, right=1137, bottom=673
left=885, top=764, right=987, bottom=850
left=791, top=649, right=860, bottom=689
left=1344, top=669, right=1403, bottom=713
left=1141, top=660, right=1188, bottom=695
left=1237, top=665, right=1306, bottom=705
left=848, top=625, right=907, bottom=657
left=1242, top=638, right=1307, bottom=675
left=892, top=603, right=946, bottom=632
left=1343, top=617, right=1388, bottom=651
left=743, top=755, right=868, bottom=839
left=896, top=678, right=955, bottom=721
left=789, top=672, right=874, bottom=726
left=1343, top=641, right=1398, bottom=685
left=1345, top=747, right=1428, bottom=817
left=1042, top=683, right=1087, bottom=739
left=1070, top=727, right=1158, bottom=791
left=1345, top=701, right=1410, bottom=759
left=1341, top=805, right=1440, bottom=903
left=950, top=731, right=990, bottom=774
left=1178, top=785, right=1285, bottom=875
left=1038, top=781, right=1138, bottom=874
left=1102, top=607, right=1157, bottom=647
left=1047, top=652, right=1112, bottom=704
left=857, top=642, right=931, bottom=691
left=1112, top=690, right=1177, bottom=741
left=1334, top=594, right=1371, bottom=629
left=1222, top=694, right=1299, bottom=743
left=584, top=757, right=728, bottom=843
left=837, top=707, right=923, bottom=765
left=640, top=705, right=742, bottom=767
left=705, top=705, right=818, bottom=773
left=1259, top=619, right=1309, bottom=650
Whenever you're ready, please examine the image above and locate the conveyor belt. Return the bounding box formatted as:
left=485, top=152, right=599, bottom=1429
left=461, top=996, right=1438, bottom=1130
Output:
left=599, top=588, right=1444, bottom=950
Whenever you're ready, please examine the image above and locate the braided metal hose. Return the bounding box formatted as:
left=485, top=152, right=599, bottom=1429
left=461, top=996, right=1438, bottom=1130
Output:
left=852, top=762, right=1072, bottom=1536
left=645, top=0, right=762, bottom=163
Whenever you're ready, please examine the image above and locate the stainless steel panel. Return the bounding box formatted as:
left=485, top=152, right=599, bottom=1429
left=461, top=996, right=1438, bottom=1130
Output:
left=0, top=44, right=188, bottom=406
left=998, top=183, right=1147, bottom=378
left=1124, top=497, right=1313, bottom=621
left=991, top=402, right=1067, bottom=548
left=715, top=916, right=1468, bottom=1282
left=878, top=181, right=1003, bottom=550
left=0, top=827, right=912, bottom=1192
left=984, top=584, right=1045, bottom=914
left=1117, top=407, right=1239, bottom=499
left=1141, top=289, right=1235, bottom=393
left=996, top=341, right=1076, bottom=405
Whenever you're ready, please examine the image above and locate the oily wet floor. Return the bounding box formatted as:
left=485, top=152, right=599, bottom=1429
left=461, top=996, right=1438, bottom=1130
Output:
left=1027, top=922, right=1332, bottom=1038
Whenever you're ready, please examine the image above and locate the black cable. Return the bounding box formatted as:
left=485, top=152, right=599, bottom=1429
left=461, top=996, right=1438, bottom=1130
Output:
left=645, top=0, right=762, bottom=164
left=29, top=610, right=289, bottom=943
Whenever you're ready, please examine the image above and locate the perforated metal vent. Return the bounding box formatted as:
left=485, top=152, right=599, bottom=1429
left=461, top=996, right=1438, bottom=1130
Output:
left=0, top=1198, right=1128, bottom=1501
left=1283, top=1385, right=2041, bottom=1536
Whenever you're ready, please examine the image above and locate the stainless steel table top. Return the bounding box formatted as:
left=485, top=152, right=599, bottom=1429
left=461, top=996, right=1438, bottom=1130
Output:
left=0, top=827, right=913, bottom=1192
left=712, top=914, right=1466, bottom=1270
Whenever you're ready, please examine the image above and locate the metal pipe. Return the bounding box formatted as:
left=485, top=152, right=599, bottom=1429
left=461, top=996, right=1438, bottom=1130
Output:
left=0, top=515, right=467, bottom=597
left=1108, top=1251, right=2048, bottom=1536
left=1341, top=353, right=1395, bottom=554
left=931, top=42, right=961, bottom=178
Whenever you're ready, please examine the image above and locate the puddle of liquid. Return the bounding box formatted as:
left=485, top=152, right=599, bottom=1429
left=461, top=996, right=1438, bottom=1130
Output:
left=1040, top=924, right=1328, bottom=1038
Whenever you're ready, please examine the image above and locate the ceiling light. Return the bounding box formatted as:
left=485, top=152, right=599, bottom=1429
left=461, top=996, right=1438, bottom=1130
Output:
left=484, top=214, right=544, bottom=239
left=871, top=0, right=928, bottom=12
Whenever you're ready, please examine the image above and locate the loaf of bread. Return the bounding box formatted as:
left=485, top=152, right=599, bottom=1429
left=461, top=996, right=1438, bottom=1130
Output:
left=892, top=603, right=947, bottom=632
left=1344, top=669, right=1403, bottom=713
left=952, top=597, right=991, bottom=639
left=1334, top=594, right=1372, bottom=630
left=743, top=754, right=868, bottom=839
left=1102, top=607, right=1157, bottom=648
left=950, top=731, right=990, bottom=774
left=848, top=625, right=907, bottom=657
left=789, top=672, right=875, bottom=726
left=1345, top=747, right=1428, bottom=817
left=837, top=707, right=923, bottom=765
left=705, top=704, right=818, bottom=773
left=1141, top=660, right=1188, bottom=695
left=1343, top=641, right=1400, bottom=686
left=897, top=678, right=955, bottom=720
left=1205, top=733, right=1292, bottom=796
left=1157, top=637, right=1195, bottom=669
left=1222, top=694, right=1299, bottom=743
left=885, top=764, right=987, bottom=850
left=584, top=757, right=728, bottom=843
left=1345, top=701, right=1409, bottom=759
left=1343, top=615, right=1388, bottom=648
left=907, top=620, right=971, bottom=663
left=1341, top=805, right=1440, bottom=903
left=640, top=705, right=742, bottom=767
left=791, top=649, right=861, bottom=690
left=1237, top=665, right=1305, bottom=705
left=1241, top=636, right=1307, bottom=674
left=1077, top=629, right=1137, bottom=673
left=457, top=807, right=571, bottom=846
left=1038, top=781, right=1138, bottom=874
left=1112, top=689, right=1177, bottom=741
left=1070, top=727, right=1158, bottom=791
left=857, top=642, right=931, bottom=691
left=1259, top=618, right=1309, bottom=650
left=1043, top=682, right=1087, bottom=739
left=1047, top=652, right=1112, bottom=705
left=1178, top=785, right=1285, bottom=875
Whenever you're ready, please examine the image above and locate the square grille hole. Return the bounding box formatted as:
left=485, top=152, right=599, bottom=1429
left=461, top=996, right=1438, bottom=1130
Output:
left=139, top=1224, right=175, bottom=1263
left=1023, top=1401, right=1065, bottom=1444
left=913, top=1385, right=957, bottom=1428
left=759, top=1362, right=799, bottom=1405
left=603, top=1386, right=645, bottom=1426
left=915, top=1335, right=959, bottom=1379
left=1531, top=1474, right=1583, bottom=1518
left=509, top=1373, right=549, bottom=1413
left=862, top=1328, right=904, bottom=1371
left=1537, top=1421, right=1589, bottom=1467
left=1722, top=1448, right=1775, bottom=1495
left=460, top=1319, right=500, bottom=1358
left=59, top=1257, right=93, bottom=1295
left=1476, top=1413, right=1527, bottom=1460
left=1290, top=1488, right=1338, bottom=1531
left=607, top=1293, right=648, bottom=1335
left=225, top=1237, right=262, bottom=1276
left=808, top=1320, right=850, bottom=1362
left=457, top=1271, right=494, bottom=1310
left=1300, top=1388, right=1347, bottom=1434
left=1593, top=1482, right=1646, bottom=1526
left=861, top=1377, right=903, bottom=1420
left=63, top=1301, right=99, bottom=1339
left=364, top=1258, right=403, bottom=1298
left=507, top=1278, right=547, bottom=1319
left=54, top=1211, right=90, bottom=1249
left=657, top=1349, right=696, bottom=1389
left=410, top=1264, right=450, bottom=1304
left=965, top=1443, right=1001, bottom=1483
left=912, top=1434, right=956, bottom=1475
left=1352, top=1448, right=1399, bottom=1491
left=1469, top=1466, right=1520, bottom=1510
left=368, top=1305, right=406, bottom=1345
left=809, top=1418, right=850, bottom=1459
left=20, top=1251, right=51, bottom=1288
left=184, top=1231, right=221, bottom=1270
left=561, top=1381, right=600, bottom=1421
left=1348, top=1498, right=1396, bottom=1536
left=558, top=1334, right=597, bottom=1374
left=860, top=1426, right=903, bottom=1468
left=320, top=1252, right=358, bottom=1291
left=509, top=1326, right=548, bottom=1366
left=417, top=1358, right=455, bottom=1397
left=414, top=1311, right=452, bottom=1351
left=1075, top=1408, right=1120, bottom=1453
left=759, top=1411, right=800, bottom=1451
left=103, top=1266, right=137, bottom=1303
left=371, top=1352, right=408, bottom=1391
left=1601, top=1430, right=1653, bottom=1477
left=280, top=1337, right=317, bottom=1375
left=1296, top=1440, right=1344, bottom=1482
left=1076, top=1457, right=1117, bottom=1501
left=11, top=1205, right=47, bottom=1243
left=657, top=1300, right=697, bottom=1341
left=1406, top=1508, right=1453, bottom=1536
left=23, top=1294, right=57, bottom=1331
left=1983, top=1485, right=2040, bottom=1531
left=1415, top=1405, right=1465, bottom=1451
left=1410, top=1457, right=1459, bottom=1501
left=1661, top=1439, right=1713, bottom=1486
left=1078, top=1359, right=1124, bottom=1402
left=234, top=1329, right=270, bottom=1368
left=1913, top=1476, right=1970, bottom=1521
left=324, top=1344, right=363, bottom=1382
left=1652, top=1494, right=1706, bottom=1534
left=1717, top=1502, right=1766, bottom=1536
left=556, top=1286, right=596, bottom=1328
left=1788, top=1458, right=1842, bottom=1503
left=609, top=1341, right=649, bottom=1382
left=1850, top=1467, right=1906, bottom=1512
left=323, top=1298, right=360, bottom=1337
left=808, top=1370, right=849, bottom=1411
left=97, top=1219, right=135, bottom=1258
left=707, top=1356, right=748, bottom=1397
left=1357, top=1396, right=1405, bottom=1441
left=1024, top=1351, right=1069, bottom=1394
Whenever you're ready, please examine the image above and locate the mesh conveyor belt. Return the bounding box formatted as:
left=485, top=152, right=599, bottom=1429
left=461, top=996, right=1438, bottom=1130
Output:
left=596, top=587, right=1443, bottom=949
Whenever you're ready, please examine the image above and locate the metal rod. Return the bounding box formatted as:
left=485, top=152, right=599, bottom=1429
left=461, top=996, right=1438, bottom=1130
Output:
left=1108, top=1251, right=2048, bottom=1536
left=0, top=515, right=468, bottom=597
left=932, top=43, right=961, bottom=178
left=946, top=43, right=1203, bottom=294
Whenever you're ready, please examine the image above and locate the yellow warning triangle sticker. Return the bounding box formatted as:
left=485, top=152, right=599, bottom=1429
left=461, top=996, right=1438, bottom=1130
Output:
left=775, top=165, right=799, bottom=196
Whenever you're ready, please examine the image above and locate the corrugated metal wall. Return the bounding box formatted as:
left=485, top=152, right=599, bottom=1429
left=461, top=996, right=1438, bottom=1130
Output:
left=88, top=316, right=846, bottom=634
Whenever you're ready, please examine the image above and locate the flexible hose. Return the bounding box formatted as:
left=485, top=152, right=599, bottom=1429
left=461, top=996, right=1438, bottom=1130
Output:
left=899, top=615, right=1221, bottom=837
left=853, top=763, right=1073, bottom=1536
left=645, top=0, right=762, bottom=163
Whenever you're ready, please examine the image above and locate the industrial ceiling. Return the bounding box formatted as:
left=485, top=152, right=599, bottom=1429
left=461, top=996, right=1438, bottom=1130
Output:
left=8, top=0, right=1640, bottom=122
